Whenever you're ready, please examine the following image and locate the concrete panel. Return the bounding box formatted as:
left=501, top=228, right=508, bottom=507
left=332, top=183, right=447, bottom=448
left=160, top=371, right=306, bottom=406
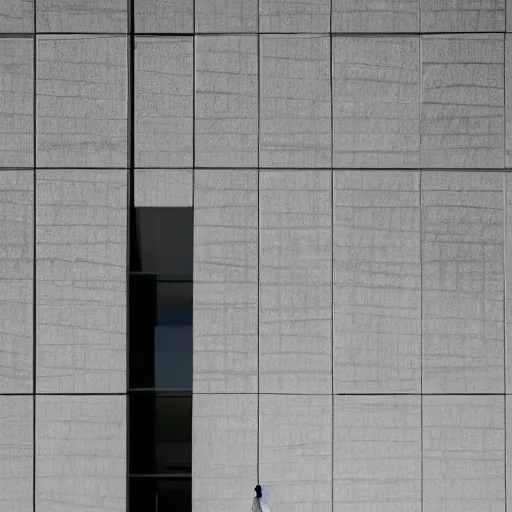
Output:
left=0, top=171, right=32, bottom=394
left=421, top=34, right=504, bottom=169
left=36, top=395, right=126, bottom=512
left=332, top=36, right=419, bottom=169
left=0, top=396, right=32, bottom=512
left=259, top=395, right=332, bottom=512
left=194, top=170, right=258, bottom=393
left=134, top=169, right=192, bottom=207
left=134, top=0, right=193, bottom=32
left=334, top=396, right=421, bottom=512
left=135, top=37, right=193, bottom=167
left=333, top=171, right=421, bottom=394
left=195, top=36, right=258, bottom=167
left=420, top=0, right=505, bottom=32
left=260, top=35, right=331, bottom=168
left=36, top=170, right=127, bottom=394
left=36, top=0, right=127, bottom=32
left=36, top=35, right=127, bottom=168
left=259, top=171, right=332, bottom=394
left=0, top=39, right=32, bottom=168
left=506, top=173, right=512, bottom=391
left=507, top=397, right=512, bottom=512
left=192, top=394, right=257, bottom=512
left=422, top=171, right=504, bottom=393
left=332, top=0, right=419, bottom=32
left=195, top=0, right=257, bottom=32
left=0, top=0, right=33, bottom=32
left=423, top=395, right=505, bottom=512
left=259, top=0, right=330, bottom=33
left=506, top=35, right=512, bottom=167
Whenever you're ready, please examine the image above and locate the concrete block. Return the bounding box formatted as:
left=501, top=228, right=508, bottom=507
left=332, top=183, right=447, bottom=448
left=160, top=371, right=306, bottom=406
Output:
left=0, top=39, right=33, bottom=167
left=259, top=170, right=332, bottom=394
left=334, top=396, right=421, bottom=512
left=195, top=0, right=257, bottom=32
left=259, top=395, right=332, bottom=512
left=260, top=35, right=331, bottom=168
left=333, top=171, right=421, bottom=393
left=134, top=0, right=193, bottom=32
left=506, top=173, right=512, bottom=390
left=135, top=37, right=193, bottom=167
left=0, top=0, right=33, bottom=32
left=506, top=35, right=512, bottom=167
left=422, top=171, right=504, bottom=393
left=36, top=36, right=127, bottom=168
left=259, top=0, right=330, bottom=33
left=36, top=169, right=127, bottom=393
left=421, top=34, right=504, bottom=169
left=194, top=170, right=258, bottom=393
left=423, top=395, right=505, bottom=512
left=36, top=395, right=126, bottom=512
left=134, top=169, right=192, bottom=207
left=332, top=36, right=419, bottom=168
left=0, top=171, right=32, bottom=393
left=195, top=36, right=258, bottom=167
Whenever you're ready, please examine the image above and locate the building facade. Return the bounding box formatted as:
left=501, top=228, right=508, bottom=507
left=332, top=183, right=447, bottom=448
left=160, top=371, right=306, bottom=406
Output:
left=1, top=0, right=512, bottom=511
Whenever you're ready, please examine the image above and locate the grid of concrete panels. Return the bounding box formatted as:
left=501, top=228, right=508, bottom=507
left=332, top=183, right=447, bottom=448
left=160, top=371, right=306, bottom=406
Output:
left=0, top=1, right=512, bottom=512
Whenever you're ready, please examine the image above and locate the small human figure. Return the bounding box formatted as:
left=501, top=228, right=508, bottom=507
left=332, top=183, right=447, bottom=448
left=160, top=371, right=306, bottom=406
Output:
left=252, top=485, right=270, bottom=512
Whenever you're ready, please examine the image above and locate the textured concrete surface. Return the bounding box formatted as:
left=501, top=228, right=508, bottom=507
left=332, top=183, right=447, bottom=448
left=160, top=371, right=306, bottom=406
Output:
left=134, top=0, right=193, bottom=32
left=259, top=0, right=330, bottom=33
left=36, top=395, right=126, bottom=512
left=195, top=0, right=257, bottom=32
left=0, top=0, right=33, bottom=32
left=36, top=170, right=127, bottom=393
left=195, top=36, right=258, bottom=167
left=135, top=37, right=193, bottom=167
left=194, top=170, right=258, bottom=393
left=506, top=34, right=512, bottom=167
left=134, top=169, right=193, bottom=207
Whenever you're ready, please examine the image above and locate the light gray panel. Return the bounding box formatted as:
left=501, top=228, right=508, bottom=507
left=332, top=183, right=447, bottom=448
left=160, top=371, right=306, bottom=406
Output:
left=36, top=35, right=127, bottom=168
left=332, top=36, right=419, bottom=168
left=333, top=171, right=421, bottom=394
left=506, top=35, right=512, bottom=167
left=0, top=39, right=32, bottom=168
left=332, top=0, right=419, bottom=32
left=334, top=396, right=421, bottom=512
left=422, top=171, right=504, bottom=393
left=421, top=34, right=504, bottom=169
left=134, top=169, right=192, bottom=207
left=423, top=395, right=505, bottom=512
left=36, top=395, right=126, bottom=512
left=0, top=0, right=33, bottom=32
left=36, top=170, right=127, bottom=394
left=507, top=397, right=512, bottom=512
left=506, top=173, right=512, bottom=391
left=0, top=171, right=32, bottom=394
left=259, top=0, right=330, bottom=32
left=195, top=36, right=258, bottom=168
left=135, top=37, right=193, bottom=167
left=36, top=0, right=127, bottom=32
left=259, top=171, right=332, bottom=394
left=194, top=170, right=258, bottom=393
left=134, top=0, right=193, bottom=32
left=195, top=0, right=257, bottom=32
left=259, top=395, right=332, bottom=512
left=260, top=35, right=331, bottom=168
left=0, top=396, right=32, bottom=512
left=420, top=0, right=505, bottom=32
left=192, top=394, right=257, bottom=512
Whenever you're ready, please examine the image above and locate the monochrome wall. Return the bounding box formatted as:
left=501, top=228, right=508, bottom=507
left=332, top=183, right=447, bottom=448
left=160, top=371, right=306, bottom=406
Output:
left=1, top=1, right=512, bottom=512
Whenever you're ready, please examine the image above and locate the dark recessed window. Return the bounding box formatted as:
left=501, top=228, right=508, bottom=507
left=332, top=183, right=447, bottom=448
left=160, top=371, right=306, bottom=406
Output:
left=129, top=477, right=192, bottom=511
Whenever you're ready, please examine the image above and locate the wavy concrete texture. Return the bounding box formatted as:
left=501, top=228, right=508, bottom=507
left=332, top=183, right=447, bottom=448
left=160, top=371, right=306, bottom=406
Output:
left=0, top=1, right=512, bottom=512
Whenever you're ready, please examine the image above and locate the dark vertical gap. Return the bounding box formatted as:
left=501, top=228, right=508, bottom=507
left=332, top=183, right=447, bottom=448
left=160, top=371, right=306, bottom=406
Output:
left=256, top=0, right=260, bottom=489
left=420, top=169, right=423, bottom=512
left=504, top=170, right=507, bottom=512
left=192, top=0, right=195, bottom=206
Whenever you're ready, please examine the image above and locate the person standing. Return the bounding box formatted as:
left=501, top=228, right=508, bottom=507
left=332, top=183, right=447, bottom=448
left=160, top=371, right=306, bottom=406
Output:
left=252, top=485, right=270, bottom=512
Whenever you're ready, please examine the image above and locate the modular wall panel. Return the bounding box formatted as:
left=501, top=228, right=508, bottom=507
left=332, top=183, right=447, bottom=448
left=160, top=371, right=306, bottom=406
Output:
left=36, top=36, right=127, bottom=168
left=192, top=394, right=257, bottom=512
left=0, top=396, right=32, bottom=512
left=135, top=37, right=193, bottom=168
left=422, top=171, right=504, bottom=393
left=259, top=170, right=332, bottom=394
left=134, top=169, right=193, bottom=207
left=194, top=170, right=258, bottom=393
left=421, top=34, right=504, bottom=169
left=195, top=0, right=257, bottom=32
left=334, top=396, right=421, bottom=512
left=259, top=0, right=330, bottom=33
left=134, top=0, right=193, bottom=33
left=423, top=395, right=505, bottom=512
left=259, top=395, right=332, bottom=512
left=36, top=169, right=127, bottom=393
left=259, top=35, right=331, bottom=168
left=506, top=173, right=512, bottom=390
left=36, top=395, right=126, bottom=512
left=333, top=170, right=421, bottom=393
left=195, top=36, right=258, bottom=168
left=0, top=0, right=33, bottom=32
left=332, top=36, right=420, bottom=169
left=506, top=35, right=512, bottom=167
left=0, top=39, right=33, bottom=168
left=0, top=171, right=32, bottom=393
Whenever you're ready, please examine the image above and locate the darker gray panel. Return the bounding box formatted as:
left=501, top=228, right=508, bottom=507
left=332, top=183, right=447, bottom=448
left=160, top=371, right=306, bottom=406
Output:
left=0, top=0, right=33, bottom=33
left=134, top=0, right=193, bottom=33
left=259, top=0, right=330, bottom=33
left=195, top=0, right=257, bottom=32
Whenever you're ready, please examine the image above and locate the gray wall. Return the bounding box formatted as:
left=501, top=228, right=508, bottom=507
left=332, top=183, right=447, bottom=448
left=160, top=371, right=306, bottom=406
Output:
left=1, top=1, right=512, bottom=512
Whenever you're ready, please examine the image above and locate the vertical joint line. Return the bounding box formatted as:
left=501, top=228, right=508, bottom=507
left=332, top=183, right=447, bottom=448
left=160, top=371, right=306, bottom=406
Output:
left=256, top=0, right=260, bottom=487
left=504, top=171, right=507, bottom=512
left=419, top=169, right=423, bottom=512
left=192, top=0, right=195, bottom=206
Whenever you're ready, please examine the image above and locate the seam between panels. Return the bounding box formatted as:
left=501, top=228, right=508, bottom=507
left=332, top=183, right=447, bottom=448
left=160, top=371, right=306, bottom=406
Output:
left=192, top=0, right=195, bottom=208
left=256, top=0, right=260, bottom=488
left=504, top=170, right=508, bottom=512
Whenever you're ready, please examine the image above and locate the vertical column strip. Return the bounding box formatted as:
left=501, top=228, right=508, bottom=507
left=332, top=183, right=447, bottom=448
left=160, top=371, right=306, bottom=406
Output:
left=257, top=0, right=260, bottom=488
